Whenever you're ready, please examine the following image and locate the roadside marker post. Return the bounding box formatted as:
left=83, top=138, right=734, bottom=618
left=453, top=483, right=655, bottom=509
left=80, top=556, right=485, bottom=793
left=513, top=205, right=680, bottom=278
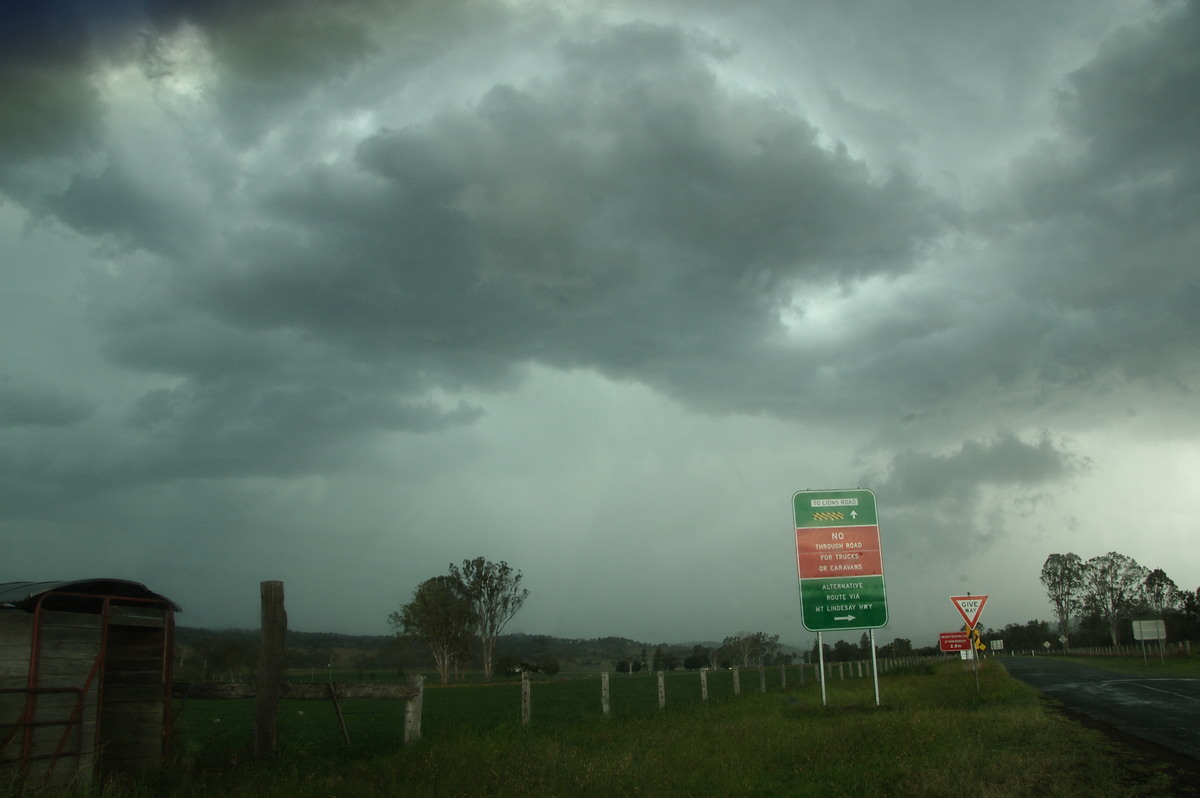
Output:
left=950, top=594, right=988, bottom=694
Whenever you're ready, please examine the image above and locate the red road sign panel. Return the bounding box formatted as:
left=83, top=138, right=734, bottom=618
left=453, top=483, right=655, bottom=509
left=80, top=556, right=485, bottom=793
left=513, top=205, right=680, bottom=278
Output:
left=950, top=595, right=988, bottom=629
left=939, top=632, right=971, bottom=652
left=794, top=525, right=884, bottom=579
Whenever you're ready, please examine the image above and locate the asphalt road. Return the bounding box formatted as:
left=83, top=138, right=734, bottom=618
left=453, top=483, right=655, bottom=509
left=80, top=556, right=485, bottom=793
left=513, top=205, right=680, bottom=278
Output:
left=1000, top=656, right=1200, bottom=762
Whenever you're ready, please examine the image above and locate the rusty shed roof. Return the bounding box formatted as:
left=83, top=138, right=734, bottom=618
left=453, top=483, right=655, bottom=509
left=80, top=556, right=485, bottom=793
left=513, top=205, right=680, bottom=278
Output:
left=0, top=579, right=181, bottom=611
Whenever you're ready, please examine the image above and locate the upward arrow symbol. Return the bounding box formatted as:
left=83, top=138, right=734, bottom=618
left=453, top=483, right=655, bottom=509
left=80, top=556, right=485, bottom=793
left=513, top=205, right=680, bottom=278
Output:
left=850, top=510, right=858, bottom=519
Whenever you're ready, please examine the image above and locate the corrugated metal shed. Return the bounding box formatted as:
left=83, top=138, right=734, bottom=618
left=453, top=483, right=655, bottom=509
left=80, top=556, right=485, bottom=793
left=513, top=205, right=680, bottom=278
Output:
left=0, top=578, right=180, bottom=787
left=0, top=580, right=182, bottom=612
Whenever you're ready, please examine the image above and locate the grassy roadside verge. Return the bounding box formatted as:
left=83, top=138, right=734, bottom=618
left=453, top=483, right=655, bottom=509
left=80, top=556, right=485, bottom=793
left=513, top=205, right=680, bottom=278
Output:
left=1026, top=653, right=1200, bottom=679
left=8, top=661, right=1196, bottom=797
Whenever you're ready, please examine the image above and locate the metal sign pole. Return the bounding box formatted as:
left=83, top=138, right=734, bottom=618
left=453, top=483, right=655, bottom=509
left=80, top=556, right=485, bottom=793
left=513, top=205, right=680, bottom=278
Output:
left=817, top=632, right=827, bottom=707
left=869, top=628, right=880, bottom=707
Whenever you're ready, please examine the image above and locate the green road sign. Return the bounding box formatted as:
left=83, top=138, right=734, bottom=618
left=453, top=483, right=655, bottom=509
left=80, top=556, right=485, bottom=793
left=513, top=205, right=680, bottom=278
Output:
left=793, top=489, right=888, bottom=632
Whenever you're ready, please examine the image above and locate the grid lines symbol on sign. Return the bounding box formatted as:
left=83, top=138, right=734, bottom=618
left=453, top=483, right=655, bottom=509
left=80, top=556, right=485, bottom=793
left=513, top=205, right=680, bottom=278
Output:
left=813, top=511, right=844, bottom=521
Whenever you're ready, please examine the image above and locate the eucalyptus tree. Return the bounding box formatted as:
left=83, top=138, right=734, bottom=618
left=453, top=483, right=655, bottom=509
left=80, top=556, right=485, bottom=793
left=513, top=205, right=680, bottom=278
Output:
left=449, top=557, right=529, bottom=683
left=723, top=631, right=780, bottom=667
left=1040, top=553, right=1085, bottom=648
left=1082, top=552, right=1148, bottom=646
left=389, top=575, right=475, bottom=685
left=1141, top=568, right=1180, bottom=617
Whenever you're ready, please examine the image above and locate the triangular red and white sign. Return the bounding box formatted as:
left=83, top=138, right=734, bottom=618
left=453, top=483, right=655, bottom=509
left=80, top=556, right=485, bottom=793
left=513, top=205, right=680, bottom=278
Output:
left=950, top=595, right=988, bottom=629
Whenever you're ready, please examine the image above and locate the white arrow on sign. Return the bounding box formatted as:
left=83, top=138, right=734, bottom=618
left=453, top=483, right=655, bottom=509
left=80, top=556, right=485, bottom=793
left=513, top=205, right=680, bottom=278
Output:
left=850, top=510, right=858, bottom=519
left=834, top=614, right=856, bottom=621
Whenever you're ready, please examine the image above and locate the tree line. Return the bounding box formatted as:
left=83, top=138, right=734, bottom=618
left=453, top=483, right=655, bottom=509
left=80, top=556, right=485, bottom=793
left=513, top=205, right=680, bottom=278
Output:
left=1039, top=551, right=1200, bottom=648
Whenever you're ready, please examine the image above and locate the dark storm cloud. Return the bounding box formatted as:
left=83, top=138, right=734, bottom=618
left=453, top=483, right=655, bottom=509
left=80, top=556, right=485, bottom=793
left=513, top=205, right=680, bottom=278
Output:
left=865, top=431, right=1090, bottom=566
left=143, top=0, right=383, bottom=145
left=0, top=0, right=110, bottom=161
left=869, top=431, right=1087, bottom=505
left=0, top=378, right=94, bottom=427
left=5, top=1, right=1189, bottom=486
left=18, top=15, right=946, bottom=492
left=47, top=164, right=207, bottom=257
left=995, top=0, right=1200, bottom=394
left=2, top=0, right=1197, bottom=640
left=192, top=22, right=941, bottom=413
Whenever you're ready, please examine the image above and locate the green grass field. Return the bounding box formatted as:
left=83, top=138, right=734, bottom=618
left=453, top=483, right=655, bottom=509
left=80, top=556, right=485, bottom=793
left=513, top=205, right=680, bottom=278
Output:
left=9, top=659, right=1198, bottom=797
left=1041, top=652, right=1200, bottom=679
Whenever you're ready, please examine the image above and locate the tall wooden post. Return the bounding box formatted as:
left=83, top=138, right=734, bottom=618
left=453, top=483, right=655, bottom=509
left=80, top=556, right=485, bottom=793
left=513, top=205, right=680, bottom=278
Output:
left=601, top=672, right=610, bottom=715
left=732, top=666, right=740, bottom=696
left=254, top=580, right=286, bottom=759
left=521, top=671, right=531, bottom=726
left=404, top=675, right=424, bottom=744
left=656, top=671, right=665, bottom=710
left=700, top=668, right=708, bottom=701
left=759, top=665, right=766, bottom=693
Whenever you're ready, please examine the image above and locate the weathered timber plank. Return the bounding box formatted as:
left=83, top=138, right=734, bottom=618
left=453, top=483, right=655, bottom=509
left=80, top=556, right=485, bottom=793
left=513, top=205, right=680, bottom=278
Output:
left=38, top=611, right=103, bottom=630
left=20, top=657, right=103, bottom=677
left=172, top=681, right=420, bottom=700
left=103, top=670, right=166, bottom=687
left=105, top=643, right=163, bottom=662
left=17, top=720, right=97, bottom=755
left=107, top=606, right=166, bottom=628
left=104, top=681, right=165, bottom=698
left=0, top=613, right=34, bottom=639
left=0, top=691, right=97, bottom=716
left=106, top=626, right=161, bottom=646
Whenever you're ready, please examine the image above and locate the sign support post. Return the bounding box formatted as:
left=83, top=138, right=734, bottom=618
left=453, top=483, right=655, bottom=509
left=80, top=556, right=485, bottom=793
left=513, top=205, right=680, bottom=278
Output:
left=869, top=629, right=880, bottom=706
left=950, top=594, right=989, bottom=695
left=817, top=632, right=827, bottom=707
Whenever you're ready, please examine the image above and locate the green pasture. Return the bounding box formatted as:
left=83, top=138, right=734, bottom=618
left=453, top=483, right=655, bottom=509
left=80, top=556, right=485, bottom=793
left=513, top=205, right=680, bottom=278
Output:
left=1038, top=652, right=1200, bottom=679
left=173, top=667, right=797, bottom=761
left=9, top=658, right=1197, bottom=797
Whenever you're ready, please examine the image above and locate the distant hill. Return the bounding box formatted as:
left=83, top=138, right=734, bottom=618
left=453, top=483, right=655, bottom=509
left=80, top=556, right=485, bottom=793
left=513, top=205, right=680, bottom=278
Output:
left=173, top=627, right=810, bottom=680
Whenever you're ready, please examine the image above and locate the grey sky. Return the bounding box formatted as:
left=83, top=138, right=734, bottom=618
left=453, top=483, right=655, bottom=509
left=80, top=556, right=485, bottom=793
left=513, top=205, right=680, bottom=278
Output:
left=2, top=0, right=1197, bottom=648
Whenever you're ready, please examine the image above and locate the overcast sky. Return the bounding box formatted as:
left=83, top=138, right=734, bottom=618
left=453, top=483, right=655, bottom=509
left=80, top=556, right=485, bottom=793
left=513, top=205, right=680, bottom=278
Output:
left=3, top=0, right=1198, bottom=649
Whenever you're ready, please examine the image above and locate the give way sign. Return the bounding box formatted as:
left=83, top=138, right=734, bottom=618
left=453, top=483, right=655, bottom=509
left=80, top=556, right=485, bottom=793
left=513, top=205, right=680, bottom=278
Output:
left=950, top=595, right=988, bottom=629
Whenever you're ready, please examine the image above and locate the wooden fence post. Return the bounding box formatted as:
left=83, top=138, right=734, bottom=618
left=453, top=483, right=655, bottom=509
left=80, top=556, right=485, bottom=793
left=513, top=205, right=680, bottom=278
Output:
left=404, top=675, right=424, bottom=744
left=657, top=671, right=665, bottom=710
left=732, top=666, right=741, bottom=696
left=759, top=666, right=766, bottom=693
left=700, top=669, right=708, bottom=701
left=601, top=672, right=610, bottom=715
left=780, top=664, right=786, bottom=689
left=521, top=671, right=531, bottom=726
left=254, top=580, right=286, bottom=760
